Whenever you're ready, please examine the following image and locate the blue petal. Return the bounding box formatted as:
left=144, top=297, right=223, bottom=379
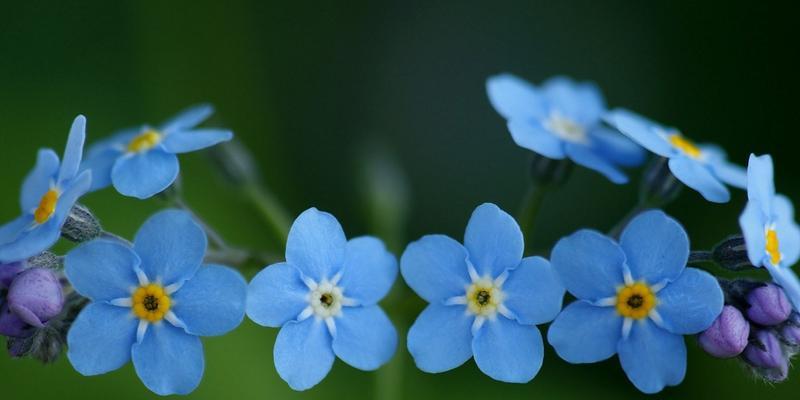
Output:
left=132, top=322, right=204, bottom=396
left=502, top=256, right=564, bottom=325
left=550, top=230, right=625, bottom=301
left=618, top=320, right=686, bottom=394
left=700, top=145, right=747, bottom=189
left=669, top=157, right=730, bottom=203
left=172, top=265, right=246, bottom=337
left=472, top=316, right=544, bottom=383
left=507, top=119, right=566, bottom=159
left=86, top=128, right=138, bottom=159
left=0, top=215, right=33, bottom=249
left=400, top=235, right=470, bottom=303
left=655, top=268, right=723, bottom=335
left=161, top=129, right=233, bottom=154
left=332, top=305, right=397, bottom=370
left=134, top=210, right=207, bottom=287
left=274, top=318, right=334, bottom=391
left=766, top=263, right=800, bottom=312
left=486, top=73, right=547, bottom=121
left=464, top=203, right=523, bottom=277
left=58, top=115, right=86, bottom=184
left=337, top=236, right=397, bottom=305
left=407, top=304, right=474, bottom=373
left=0, top=217, right=60, bottom=263
left=775, top=195, right=800, bottom=267
left=565, top=143, right=628, bottom=184
left=740, top=201, right=767, bottom=266
left=542, top=76, right=605, bottom=124
left=20, top=149, right=60, bottom=212
left=111, top=149, right=179, bottom=199
left=65, top=239, right=141, bottom=301
left=67, top=302, right=137, bottom=376
left=53, top=170, right=92, bottom=223
left=589, top=126, right=646, bottom=167
left=285, top=208, right=347, bottom=282
left=604, top=109, right=675, bottom=157
left=246, top=263, right=309, bottom=328
left=81, top=148, right=120, bottom=192
left=620, top=210, right=689, bottom=284
left=746, top=154, right=775, bottom=216
left=547, top=301, right=622, bottom=363
left=159, top=104, right=214, bottom=134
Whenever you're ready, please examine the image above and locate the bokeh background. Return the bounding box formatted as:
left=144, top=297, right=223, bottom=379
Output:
left=2, top=1, right=798, bottom=398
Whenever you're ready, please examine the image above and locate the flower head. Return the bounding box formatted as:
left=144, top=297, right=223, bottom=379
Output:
left=246, top=208, right=399, bottom=391
left=400, top=203, right=565, bottom=383
left=81, top=104, right=233, bottom=199
left=0, top=116, right=91, bottom=263
left=697, top=305, right=749, bottom=358
left=605, top=109, right=746, bottom=202
left=548, top=210, right=723, bottom=394
left=487, top=74, right=644, bottom=184
left=64, top=210, right=246, bottom=395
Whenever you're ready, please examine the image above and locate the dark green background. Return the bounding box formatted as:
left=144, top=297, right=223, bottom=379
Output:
left=2, top=1, right=798, bottom=398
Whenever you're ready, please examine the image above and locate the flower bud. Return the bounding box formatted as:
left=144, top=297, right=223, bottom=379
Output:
left=6, top=268, right=64, bottom=328
left=1, top=261, right=25, bottom=288
left=0, top=303, right=32, bottom=337
left=26, top=252, right=62, bottom=270
left=780, top=324, right=800, bottom=347
left=743, top=329, right=786, bottom=369
left=639, top=156, right=682, bottom=207
left=746, top=284, right=792, bottom=326
left=208, top=139, right=261, bottom=187
left=712, top=235, right=755, bottom=271
left=529, top=153, right=573, bottom=187
left=60, top=203, right=102, bottom=243
left=698, top=305, right=750, bottom=358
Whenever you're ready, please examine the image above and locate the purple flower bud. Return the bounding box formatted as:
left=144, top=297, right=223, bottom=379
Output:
left=6, top=268, right=64, bottom=328
left=746, top=284, right=792, bottom=326
left=743, top=329, right=786, bottom=369
left=0, top=261, right=25, bottom=288
left=698, top=305, right=750, bottom=358
left=0, top=302, right=33, bottom=337
left=781, top=323, right=800, bottom=347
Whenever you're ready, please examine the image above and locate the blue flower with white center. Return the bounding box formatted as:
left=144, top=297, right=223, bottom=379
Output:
left=605, top=108, right=746, bottom=203
left=547, top=210, right=723, bottom=394
left=64, top=209, right=246, bottom=396
left=246, top=208, right=398, bottom=391
left=80, top=104, right=233, bottom=199
left=739, top=154, right=800, bottom=310
left=486, top=74, right=645, bottom=184
left=400, top=203, right=565, bottom=383
left=0, top=116, right=91, bottom=263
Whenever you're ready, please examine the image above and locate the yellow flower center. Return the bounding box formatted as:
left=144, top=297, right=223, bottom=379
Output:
left=766, top=228, right=782, bottom=266
left=132, top=283, right=171, bottom=322
left=127, top=130, right=162, bottom=153
left=616, top=282, right=656, bottom=319
left=34, top=189, right=59, bottom=224
left=466, top=278, right=504, bottom=317
left=668, top=134, right=702, bottom=159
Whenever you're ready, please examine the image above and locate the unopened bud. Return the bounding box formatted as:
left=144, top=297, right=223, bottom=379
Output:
left=6, top=268, right=64, bottom=328
left=61, top=204, right=102, bottom=243
left=746, top=284, right=792, bottom=326
left=712, top=235, right=754, bottom=271
left=743, top=329, right=786, bottom=370
left=639, top=157, right=682, bottom=207
left=208, top=139, right=261, bottom=186
left=698, top=305, right=749, bottom=358
left=1, top=261, right=25, bottom=288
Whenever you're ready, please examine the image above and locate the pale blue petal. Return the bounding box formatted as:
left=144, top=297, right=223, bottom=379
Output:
left=0, top=218, right=60, bottom=263
left=332, top=305, right=397, bottom=370
left=547, top=301, right=622, bottom=363
left=407, top=304, right=474, bottom=373
left=620, top=210, right=689, bottom=284
left=337, top=236, right=397, bottom=305
left=604, top=109, right=675, bottom=157
left=739, top=201, right=768, bottom=266
left=700, top=145, right=747, bottom=189
left=775, top=195, right=800, bottom=267
left=655, top=268, right=723, bottom=335
left=58, top=115, right=86, bottom=183
left=746, top=154, right=775, bottom=216
left=134, top=210, right=207, bottom=286
left=0, top=215, right=33, bottom=248
left=86, top=128, right=139, bottom=159
left=159, top=104, right=214, bottom=134
left=65, top=239, right=140, bottom=301
left=618, top=320, right=686, bottom=394
left=669, top=157, right=730, bottom=203
left=161, top=129, right=233, bottom=154
left=172, top=265, right=246, bottom=337
left=111, top=149, right=179, bottom=199
left=274, top=318, right=334, bottom=391
left=132, top=323, right=204, bottom=396
left=246, top=263, right=309, bottom=328
left=464, top=203, right=523, bottom=277
left=766, top=263, right=800, bottom=312
left=590, top=126, right=646, bottom=167
left=20, top=149, right=60, bottom=212
left=472, top=316, right=543, bottom=383
left=550, top=230, right=625, bottom=301
left=285, top=208, right=347, bottom=282
left=53, top=170, right=92, bottom=223
left=400, top=235, right=470, bottom=303
left=503, top=256, right=564, bottom=325
left=565, top=143, right=628, bottom=184
left=81, top=148, right=120, bottom=191
left=486, top=73, right=547, bottom=120
left=542, top=76, right=605, bottom=124
left=67, top=302, right=137, bottom=376
left=507, top=119, right=566, bottom=159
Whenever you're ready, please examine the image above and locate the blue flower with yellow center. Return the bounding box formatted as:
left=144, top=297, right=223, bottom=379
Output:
left=401, top=203, right=565, bottom=383
left=605, top=109, right=746, bottom=202
left=0, top=116, right=91, bottom=263
left=64, top=210, right=246, bottom=396
left=81, top=104, right=232, bottom=199
left=739, top=154, right=800, bottom=310
left=246, top=208, right=399, bottom=391
left=486, top=74, right=645, bottom=184
left=547, top=210, right=723, bottom=394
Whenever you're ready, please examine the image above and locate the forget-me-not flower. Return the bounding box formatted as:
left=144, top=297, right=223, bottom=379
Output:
left=401, top=203, right=565, bottom=383
left=548, top=210, right=723, bottom=394
left=246, top=208, right=398, bottom=391
left=486, top=74, right=645, bottom=184
left=81, top=104, right=232, bottom=199
left=739, top=154, right=800, bottom=310
left=0, top=116, right=91, bottom=263
left=605, top=109, right=746, bottom=202
left=65, top=210, right=246, bottom=396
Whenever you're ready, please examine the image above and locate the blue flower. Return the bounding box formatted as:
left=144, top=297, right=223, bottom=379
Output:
left=81, top=104, right=233, bottom=199
left=486, top=74, right=645, bottom=184
left=64, top=210, right=246, bottom=396
left=246, top=208, right=398, bottom=391
left=0, top=116, right=91, bottom=263
left=739, top=154, right=800, bottom=310
left=400, top=203, right=565, bottom=383
left=605, top=109, right=746, bottom=203
left=547, top=210, right=723, bottom=393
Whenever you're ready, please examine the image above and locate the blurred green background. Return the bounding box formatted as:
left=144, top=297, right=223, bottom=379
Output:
left=2, top=0, right=798, bottom=398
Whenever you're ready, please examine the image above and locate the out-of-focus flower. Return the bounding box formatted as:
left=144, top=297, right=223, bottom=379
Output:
left=746, top=284, right=792, bottom=326
left=697, top=305, right=749, bottom=358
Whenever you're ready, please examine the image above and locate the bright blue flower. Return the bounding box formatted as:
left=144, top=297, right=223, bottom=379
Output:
left=547, top=210, right=723, bottom=394
left=246, top=208, right=398, bottom=391
left=739, top=154, right=800, bottom=310
left=0, top=116, right=91, bottom=263
left=605, top=109, right=746, bottom=203
left=81, top=104, right=233, bottom=199
left=486, top=74, right=645, bottom=184
left=400, top=203, right=565, bottom=383
left=64, top=210, right=246, bottom=396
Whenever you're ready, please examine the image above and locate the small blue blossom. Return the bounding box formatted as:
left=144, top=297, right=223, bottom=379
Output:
left=605, top=109, right=746, bottom=203
left=64, top=210, right=246, bottom=396
left=486, top=74, right=645, bottom=184
left=401, top=203, right=565, bottom=383
left=81, top=104, right=233, bottom=199
left=547, top=210, right=723, bottom=394
left=246, top=208, right=398, bottom=391
left=0, top=116, right=92, bottom=263
left=739, top=154, right=800, bottom=310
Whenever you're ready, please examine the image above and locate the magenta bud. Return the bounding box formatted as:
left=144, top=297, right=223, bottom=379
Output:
left=746, top=284, right=792, bottom=326
left=744, top=329, right=786, bottom=369
left=0, top=302, right=33, bottom=337
left=6, top=268, right=64, bottom=328
left=698, top=305, right=750, bottom=358
left=0, top=261, right=25, bottom=288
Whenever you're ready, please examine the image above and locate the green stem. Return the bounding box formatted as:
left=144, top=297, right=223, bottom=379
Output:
left=518, top=184, right=547, bottom=253
left=608, top=202, right=652, bottom=239
left=242, top=183, right=292, bottom=248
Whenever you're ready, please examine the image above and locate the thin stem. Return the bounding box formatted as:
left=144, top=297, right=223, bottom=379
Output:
left=171, top=196, right=230, bottom=251
left=242, top=183, right=292, bottom=248
left=608, top=202, right=652, bottom=239
left=518, top=184, right=547, bottom=254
